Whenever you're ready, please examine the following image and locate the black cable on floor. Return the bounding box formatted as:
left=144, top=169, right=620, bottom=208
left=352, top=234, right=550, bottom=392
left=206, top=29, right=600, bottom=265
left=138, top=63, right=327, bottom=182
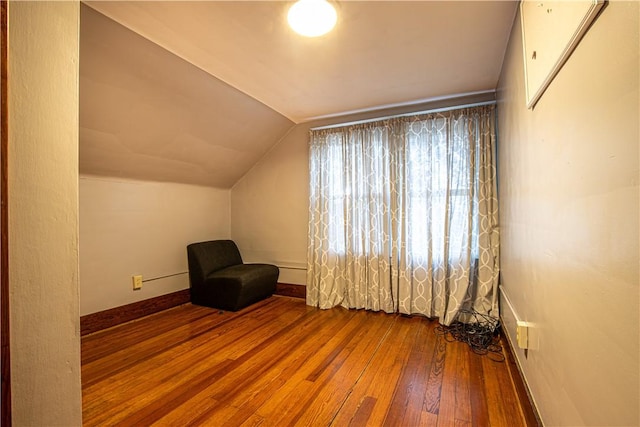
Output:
left=434, top=309, right=505, bottom=362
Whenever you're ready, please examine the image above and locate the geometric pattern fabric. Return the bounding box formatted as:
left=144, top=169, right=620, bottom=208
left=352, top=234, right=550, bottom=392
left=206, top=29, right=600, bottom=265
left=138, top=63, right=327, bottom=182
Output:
left=307, top=105, right=499, bottom=325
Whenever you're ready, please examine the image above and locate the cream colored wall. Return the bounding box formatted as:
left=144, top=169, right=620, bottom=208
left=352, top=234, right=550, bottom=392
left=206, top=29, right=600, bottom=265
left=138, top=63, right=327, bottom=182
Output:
left=80, top=176, right=230, bottom=315
left=8, top=1, right=82, bottom=425
left=231, top=125, right=310, bottom=284
left=497, top=2, right=639, bottom=426
left=230, top=93, right=495, bottom=284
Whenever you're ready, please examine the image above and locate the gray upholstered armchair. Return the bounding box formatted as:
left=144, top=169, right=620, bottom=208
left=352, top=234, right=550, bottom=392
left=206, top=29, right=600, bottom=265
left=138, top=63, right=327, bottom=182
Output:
left=187, top=240, right=279, bottom=311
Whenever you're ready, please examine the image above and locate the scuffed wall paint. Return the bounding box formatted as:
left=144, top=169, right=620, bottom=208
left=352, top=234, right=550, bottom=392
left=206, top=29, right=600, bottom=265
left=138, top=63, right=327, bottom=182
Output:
left=497, top=2, right=639, bottom=426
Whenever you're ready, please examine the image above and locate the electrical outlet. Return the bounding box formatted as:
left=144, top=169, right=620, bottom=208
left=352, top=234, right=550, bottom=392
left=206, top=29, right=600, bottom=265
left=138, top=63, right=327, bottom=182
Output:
left=132, top=275, right=143, bottom=290
left=516, top=321, right=529, bottom=349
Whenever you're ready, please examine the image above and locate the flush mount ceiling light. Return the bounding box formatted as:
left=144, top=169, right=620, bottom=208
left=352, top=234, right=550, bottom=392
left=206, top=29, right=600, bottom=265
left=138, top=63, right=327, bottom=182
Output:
left=288, top=0, right=337, bottom=37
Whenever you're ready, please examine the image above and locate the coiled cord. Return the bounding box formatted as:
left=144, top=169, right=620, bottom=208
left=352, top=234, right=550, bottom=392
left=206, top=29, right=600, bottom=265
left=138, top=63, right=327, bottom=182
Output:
left=434, top=309, right=504, bottom=362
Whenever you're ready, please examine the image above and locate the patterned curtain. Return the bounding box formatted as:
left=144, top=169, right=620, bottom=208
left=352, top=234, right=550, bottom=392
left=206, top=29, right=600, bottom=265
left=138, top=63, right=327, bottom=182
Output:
left=306, top=105, right=499, bottom=325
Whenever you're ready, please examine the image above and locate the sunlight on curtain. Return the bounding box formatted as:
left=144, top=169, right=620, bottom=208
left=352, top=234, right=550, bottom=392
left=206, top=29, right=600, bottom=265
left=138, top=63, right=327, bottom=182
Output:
left=306, top=105, right=499, bottom=325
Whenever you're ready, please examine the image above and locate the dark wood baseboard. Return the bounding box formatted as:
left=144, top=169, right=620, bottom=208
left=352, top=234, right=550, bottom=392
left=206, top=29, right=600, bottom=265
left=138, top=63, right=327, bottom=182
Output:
left=501, top=329, right=542, bottom=426
left=275, top=283, right=306, bottom=299
left=81, top=289, right=191, bottom=336
left=81, top=283, right=306, bottom=336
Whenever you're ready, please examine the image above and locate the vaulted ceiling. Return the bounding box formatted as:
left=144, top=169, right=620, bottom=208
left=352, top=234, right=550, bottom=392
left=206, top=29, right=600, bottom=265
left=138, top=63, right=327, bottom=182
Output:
left=79, top=1, right=518, bottom=188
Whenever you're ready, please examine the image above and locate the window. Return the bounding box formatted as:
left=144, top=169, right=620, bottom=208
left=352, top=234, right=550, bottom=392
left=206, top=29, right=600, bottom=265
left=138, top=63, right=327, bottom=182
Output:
left=314, top=117, right=479, bottom=263
left=307, top=105, right=499, bottom=325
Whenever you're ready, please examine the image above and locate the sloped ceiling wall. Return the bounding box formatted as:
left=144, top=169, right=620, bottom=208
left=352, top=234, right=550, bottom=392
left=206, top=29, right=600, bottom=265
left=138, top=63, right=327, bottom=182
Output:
left=79, top=1, right=518, bottom=188
left=84, top=1, right=518, bottom=123
left=80, top=5, right=294, bottom=188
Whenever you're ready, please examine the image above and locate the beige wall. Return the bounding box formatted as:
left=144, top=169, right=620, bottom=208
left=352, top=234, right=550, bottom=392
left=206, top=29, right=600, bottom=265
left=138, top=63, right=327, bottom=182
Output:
left=231, top=125, right=310, bottom=284
left=497, top=2, right=639, bottom=426
left=8, top=1, right=82, bottom=425
left=80, top=176, right=231, bottom=315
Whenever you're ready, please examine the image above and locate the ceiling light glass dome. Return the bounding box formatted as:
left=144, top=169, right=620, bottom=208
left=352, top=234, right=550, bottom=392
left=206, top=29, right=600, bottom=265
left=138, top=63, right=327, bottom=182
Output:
left=288, top=0, right=337, bottom=37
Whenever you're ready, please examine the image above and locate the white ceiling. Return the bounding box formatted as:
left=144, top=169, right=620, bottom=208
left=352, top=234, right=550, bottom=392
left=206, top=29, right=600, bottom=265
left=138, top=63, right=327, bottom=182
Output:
left=86, top=1, right=518, bottom=123
left=80, top=1, right=518, bottom=187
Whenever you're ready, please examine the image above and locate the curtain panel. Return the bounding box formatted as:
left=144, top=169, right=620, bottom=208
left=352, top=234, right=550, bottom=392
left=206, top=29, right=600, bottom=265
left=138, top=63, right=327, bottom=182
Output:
left=306, top=105, right=499, bottom=325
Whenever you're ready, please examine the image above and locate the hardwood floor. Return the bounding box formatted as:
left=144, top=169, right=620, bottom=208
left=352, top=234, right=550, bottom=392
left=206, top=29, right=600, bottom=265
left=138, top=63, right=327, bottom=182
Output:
left=82, top=296, right=536, bottom=426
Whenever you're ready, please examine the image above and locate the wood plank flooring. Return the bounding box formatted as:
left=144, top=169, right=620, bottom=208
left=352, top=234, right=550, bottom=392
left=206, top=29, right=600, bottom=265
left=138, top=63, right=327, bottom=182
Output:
left=82, top=296, right=536, bottom=426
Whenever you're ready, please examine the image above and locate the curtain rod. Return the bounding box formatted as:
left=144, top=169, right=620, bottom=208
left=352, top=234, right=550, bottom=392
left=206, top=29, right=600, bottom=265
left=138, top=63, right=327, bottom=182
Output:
left=310, top=100, right=496, bottom=131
